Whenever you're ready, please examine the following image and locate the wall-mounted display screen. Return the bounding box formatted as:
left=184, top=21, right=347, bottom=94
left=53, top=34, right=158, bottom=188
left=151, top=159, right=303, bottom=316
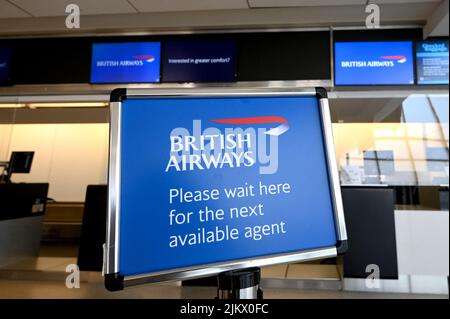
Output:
left=334, top=41, right=414, bottom=85
left=90, top=42, right=161, bottom=83
left=416, top=39, right=449, bottom=85
left=162, top=40, right=236, bottom=82
left=0, top=47, right=12, bottom=85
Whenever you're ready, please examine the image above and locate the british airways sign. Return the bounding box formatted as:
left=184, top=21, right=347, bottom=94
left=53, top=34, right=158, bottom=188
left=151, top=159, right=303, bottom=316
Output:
left=106, top=91, right=346, bottom=286
left=90, top=42, right=161, bottom=83
left=166, top=116, right=289, bottom=174
left=335, top=41, right=414, bottom=85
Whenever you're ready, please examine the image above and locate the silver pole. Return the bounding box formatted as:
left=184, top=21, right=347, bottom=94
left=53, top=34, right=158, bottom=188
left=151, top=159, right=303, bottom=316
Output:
left=216, top=267, right=263, bottom=300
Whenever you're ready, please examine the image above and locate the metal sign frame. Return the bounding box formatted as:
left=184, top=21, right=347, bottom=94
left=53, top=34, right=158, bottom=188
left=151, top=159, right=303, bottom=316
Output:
left=104, top=87, right=347, bottom=291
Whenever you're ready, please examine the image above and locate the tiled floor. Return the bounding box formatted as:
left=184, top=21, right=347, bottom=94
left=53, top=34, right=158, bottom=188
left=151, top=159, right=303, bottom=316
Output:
left=39, top=243, right=79, bottom=258
left=0, top=278, right=447, bottom=299
left=2, top=257, right=76, bottom=272
left=0, top=256, right=447, bottom=299
left=2, top=256, right=339, bottom=279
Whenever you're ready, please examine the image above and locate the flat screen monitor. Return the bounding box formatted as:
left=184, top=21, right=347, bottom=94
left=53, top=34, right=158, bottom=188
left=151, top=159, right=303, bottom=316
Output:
left=162, top=40, right=236, bottom=82
left=90, top=42, right=161, bottom=83
left=0, top=47, right=12, bottom=85
left=9, top=152, right=34, bottom=174
left=416, top=39, right=449, bottom=85
left=334, top=41, right=414, bottom=85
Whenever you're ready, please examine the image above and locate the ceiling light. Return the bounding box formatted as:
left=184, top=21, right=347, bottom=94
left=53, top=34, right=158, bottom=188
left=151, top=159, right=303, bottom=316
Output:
left=0, top=103, right=26, bottom=108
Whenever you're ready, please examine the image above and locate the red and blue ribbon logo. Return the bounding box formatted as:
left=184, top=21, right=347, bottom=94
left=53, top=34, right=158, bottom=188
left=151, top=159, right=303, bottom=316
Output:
left=210, top=116, right=289, bottom=136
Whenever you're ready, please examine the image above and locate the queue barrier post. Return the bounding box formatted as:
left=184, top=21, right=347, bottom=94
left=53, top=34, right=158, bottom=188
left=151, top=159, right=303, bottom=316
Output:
left=216, top=267, right=263, bottom=299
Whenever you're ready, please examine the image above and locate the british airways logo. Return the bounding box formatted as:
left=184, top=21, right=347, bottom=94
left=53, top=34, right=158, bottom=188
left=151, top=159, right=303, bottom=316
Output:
left=165, top=116, right=289, bottom=175
left=96, top=54, right=156, bottom=67
left=341, top=54, right=407, bottom=68
left=382, top=55, right=407, bottom=63
left=133, top=55, right=156, bottom=63
left=210, top=116, right=289, bottom=136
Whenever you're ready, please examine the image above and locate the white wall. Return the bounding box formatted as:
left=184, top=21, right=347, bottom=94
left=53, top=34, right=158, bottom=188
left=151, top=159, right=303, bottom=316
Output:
left=0, top=123, right=109, bottom=202
left=345, top=210, right=449, bottom=294
left=0, top=124, right=13, bottom=163
left=395, top=210, right=449, bottom=277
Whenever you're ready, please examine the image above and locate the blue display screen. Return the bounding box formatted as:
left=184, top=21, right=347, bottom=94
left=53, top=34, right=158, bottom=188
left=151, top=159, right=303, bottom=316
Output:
left=90, top=42, right=161, bottom=83
left=162, top=40, right=236, bottom=82
left=0, top=47, right=12, bottom=85
left=334, top=41, right=414, bottom=85
left=416, top=39, right=449, bottom=85
left=118, top=96, right=338, bottom=276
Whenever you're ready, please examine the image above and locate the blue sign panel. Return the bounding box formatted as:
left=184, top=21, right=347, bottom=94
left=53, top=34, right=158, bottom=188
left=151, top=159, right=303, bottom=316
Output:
left=162, top=40, right=236, bottom=82
left=90, top=42, right=161, bottom=83
left=334, top=41, right=414, bottom=85
left=416, top=39, right=449, bottom=85
left=0, top=47, right=12, bottom=85
left=113, top=93, right=341, bottom=279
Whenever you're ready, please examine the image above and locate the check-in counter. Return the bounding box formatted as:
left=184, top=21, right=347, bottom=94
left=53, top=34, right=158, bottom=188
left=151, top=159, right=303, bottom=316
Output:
left=0, top=183, right=49, bottom=268
left=341, top=185, right=449, bottom=294
left=341, top=186, right=399, bottom=280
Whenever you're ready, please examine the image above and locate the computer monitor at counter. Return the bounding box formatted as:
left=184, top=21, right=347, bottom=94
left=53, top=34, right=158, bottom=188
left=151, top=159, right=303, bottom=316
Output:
left=0, top=151, right=34, bottom=184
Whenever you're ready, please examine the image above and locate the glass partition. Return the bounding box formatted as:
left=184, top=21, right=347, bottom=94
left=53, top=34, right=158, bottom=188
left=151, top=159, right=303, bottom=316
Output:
left=330, top=93, right=449, bottom=211
left=330, top=93, right=449, bottom=187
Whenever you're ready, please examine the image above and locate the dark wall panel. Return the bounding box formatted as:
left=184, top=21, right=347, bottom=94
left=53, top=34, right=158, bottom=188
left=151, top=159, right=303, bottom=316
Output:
left=237, top=32, right=331, bottom=81
left=334, top=28, right=422, bottom=42
left=1, top=31, right=332, bottom=85
left=1, top=29, right=423, bottom=85
left=11, top=37, right=91, bottom=84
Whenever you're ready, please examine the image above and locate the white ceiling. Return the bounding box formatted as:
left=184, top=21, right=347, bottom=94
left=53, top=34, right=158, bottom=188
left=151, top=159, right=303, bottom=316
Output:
left=129, top=0, right=248, bottom=13
left=0, top=0, right=442, bottom=17
left=0, top=0, right=29, bottom=18
left=247, top=0, right=366, bottom=8
left=247, top=0, right=442, bottom=8
left=0, top=0, right=252, bottom=17
left=371, top=0, right=439, bottom=3
left=0, top=0, right=447, bottom=37
left=424, top=0, right=449, bottom=36
left=6, top=0, right=138, bottom=17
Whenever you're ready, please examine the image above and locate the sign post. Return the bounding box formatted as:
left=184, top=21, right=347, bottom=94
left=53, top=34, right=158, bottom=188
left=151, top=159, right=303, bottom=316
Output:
left=216, top=267, right=263, bottom=299
left=104, top=87, right=347, bottom=292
